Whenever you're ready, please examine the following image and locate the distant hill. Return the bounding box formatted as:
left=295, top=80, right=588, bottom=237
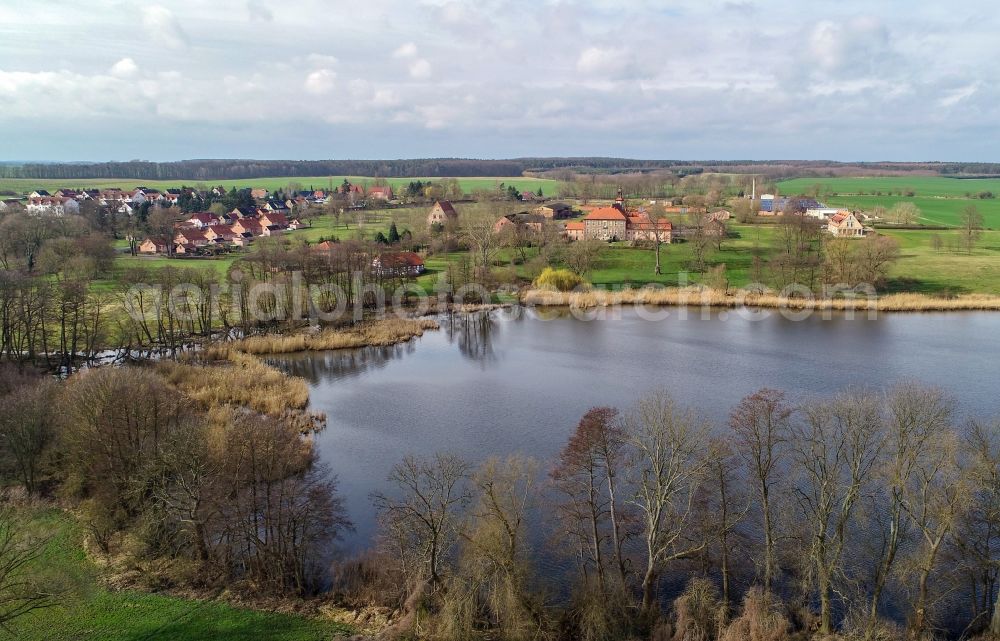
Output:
left=2, top=158, right=999, bottom=181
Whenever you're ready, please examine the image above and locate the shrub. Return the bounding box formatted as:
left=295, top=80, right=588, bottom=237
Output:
left=673, top=578, right=724, bottom=641
left=534, top=267, right=585, bottom=292
left=718, top=588, right=789, bottom=641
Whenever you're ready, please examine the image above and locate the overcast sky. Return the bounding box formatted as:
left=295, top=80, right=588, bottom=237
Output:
left=0, top=0, right=997, bottom=162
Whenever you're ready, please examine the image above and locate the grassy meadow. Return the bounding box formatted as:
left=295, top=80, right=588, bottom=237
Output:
left=11, top=508, right=351, bottom=641
left=102, top=208, right=1000, bottom=297
left=777, top=176, right=1000, bottom=227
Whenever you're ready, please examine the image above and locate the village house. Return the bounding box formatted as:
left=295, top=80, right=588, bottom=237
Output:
left=569, top=191, right=673, bottom=245
left=251, top=188, right=269, bottom=200
left=263, top=199, right=290, bottom=213
left=828, top=211, right=866, bottom=238
left=228, top=206, right=255, bottom=220
left=231, top=218, right=263, bottom=236
left=564, top=221, right=585, bottom=241
left=493, top=212, right=546, bottom=234
left=186, top=212, right=221, bottom=228
left=258, top=211, right=289, bottom=229
left=427, top=200, right=459, bottom=227
left=0, top=199, right=24, bottom=212
left=624, top=213, right=673, bottom=243
left=131, top=188, right=163, bottom=205
left=582, top=207, right=628, bottom=241
left=534, top=202, right=574, bottom=219
left=28, top=190, right=51, bottom=199
left=138, top=238, right=168, bottom=254
left=174, top=229, right=211, bottom=247
left=368, top=185, right=394, bottom=201
left=204, top=224, right=238, bottom=243
left=372, top=252, right=425, bottom=277
left=26, top=196, right=79, bottom=216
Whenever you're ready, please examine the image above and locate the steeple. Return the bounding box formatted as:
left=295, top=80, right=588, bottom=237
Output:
left=614, top=187, right=625, bottom=213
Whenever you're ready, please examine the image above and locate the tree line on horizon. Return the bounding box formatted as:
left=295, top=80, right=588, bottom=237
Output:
left=6, top=158, right=1000, bottom=182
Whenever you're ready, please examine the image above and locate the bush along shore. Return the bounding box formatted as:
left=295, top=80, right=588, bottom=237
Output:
left=521, top=286, right=1000, bottom=312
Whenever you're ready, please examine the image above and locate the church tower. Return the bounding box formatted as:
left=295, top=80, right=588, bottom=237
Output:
left=613, top=187, right=625, bottom=213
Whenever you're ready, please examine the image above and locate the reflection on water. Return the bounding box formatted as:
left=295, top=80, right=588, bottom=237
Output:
left=265, top=342, right=417, bottom=385
left=443, top=311, right=497, bottom=364
left=267, top=308, right=1000, bottom=552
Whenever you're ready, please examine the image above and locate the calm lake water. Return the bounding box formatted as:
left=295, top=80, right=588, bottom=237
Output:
left=268, top=308, right=1000, bottom=551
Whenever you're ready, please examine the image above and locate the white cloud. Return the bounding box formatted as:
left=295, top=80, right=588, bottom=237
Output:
left=940, top=83, right=979, bottom=107
left=2, top=0, right=1000, bottom=160
left=246, top=1, right=273, bottom=22
left=393, top=42, right=418, bottom=59
left=307, top=54, right=339, bottom=67
left=576, top=46, right=633, bottom=76
left=142, top=5, right=189, bottom=49
left=304, top=69, right=337, bottom=94
left=109, top=58, right=138, bottom=78
left=409, top=58, right=432, bottom=79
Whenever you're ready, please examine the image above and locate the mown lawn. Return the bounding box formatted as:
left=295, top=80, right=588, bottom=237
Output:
left=11, top=508, right=351, bottom=641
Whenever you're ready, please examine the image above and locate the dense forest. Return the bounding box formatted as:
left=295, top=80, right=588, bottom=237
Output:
left=4, top=158, right=1000, bottom=181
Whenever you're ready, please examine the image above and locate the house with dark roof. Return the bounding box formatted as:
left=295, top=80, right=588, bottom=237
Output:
left=427, top=200, right=458, bottom=227
left=534, top=202, right=574, bottom=219
left=493, top=212, right=546, bottom=234
left=372, top=252, right=425, bottom=277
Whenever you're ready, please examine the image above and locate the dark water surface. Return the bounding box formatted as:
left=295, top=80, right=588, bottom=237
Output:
left=268, top=308, right=1000, bottom=550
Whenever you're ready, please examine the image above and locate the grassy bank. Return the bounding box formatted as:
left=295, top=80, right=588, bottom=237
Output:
left=215, top=318, right=440, bottom=356
left=522, top=287, right=1000, bottom=312
left=11, top=508, right=351, bottom=641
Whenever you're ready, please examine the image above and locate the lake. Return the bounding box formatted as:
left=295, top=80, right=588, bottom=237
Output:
left=268, top=307, right=1000, bottom=551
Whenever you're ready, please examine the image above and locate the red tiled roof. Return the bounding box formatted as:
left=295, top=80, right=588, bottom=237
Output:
left=565, top=222, right=585, bottom=231
left=378, top=252, right=424, bottom=268
left=583, top=207, right=626, bottom=221
left=434, top=200, right=457, bottom=215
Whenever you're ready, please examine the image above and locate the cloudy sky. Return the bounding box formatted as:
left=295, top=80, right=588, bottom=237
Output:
left=0, top=0, right=997, bottom=162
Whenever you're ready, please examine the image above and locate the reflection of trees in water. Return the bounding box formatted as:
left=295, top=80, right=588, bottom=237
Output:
left=265, top=342, right=415, bottom=384
left=443, top=311, right=497, bottom=364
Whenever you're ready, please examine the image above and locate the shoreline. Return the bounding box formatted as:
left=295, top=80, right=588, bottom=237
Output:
left=520, top=287, right=1000, bottom=313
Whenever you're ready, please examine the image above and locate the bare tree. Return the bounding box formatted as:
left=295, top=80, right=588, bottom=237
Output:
left=730, top=389, right=791, bottom=592
left=464, top=218, right=501, bottom=280
left=372, top=452, right=471, bottom=585
left=961, top=205, right=984, bottom=254
left=551, top=407, right=632, bottom=596
left=791, top=390, right=884, bottom=634
left=901, top=427, right=969, bottom=638
left=623, top=391, right=710, bottom=613
left=869, top=384, right=954, bottom=624
left=704, top=437, right=750, bottom=617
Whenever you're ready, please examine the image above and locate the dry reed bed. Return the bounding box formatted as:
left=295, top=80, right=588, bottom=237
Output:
left=223, top=318, right=441, bottom=356
left=522, top=288, right=1000, bottom=312
left=156, top=351, right=310, bottom=416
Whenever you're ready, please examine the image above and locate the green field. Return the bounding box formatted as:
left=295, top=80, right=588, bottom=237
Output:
left=778, top=176, right=1000, bottom=198
left=777, top=176, right=1000, bottom=228
left=106, top=216, right=1000, bottom=296
left=0, top=175, right=560, bottom=197
left=12, top=509, right=351, bottom=641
